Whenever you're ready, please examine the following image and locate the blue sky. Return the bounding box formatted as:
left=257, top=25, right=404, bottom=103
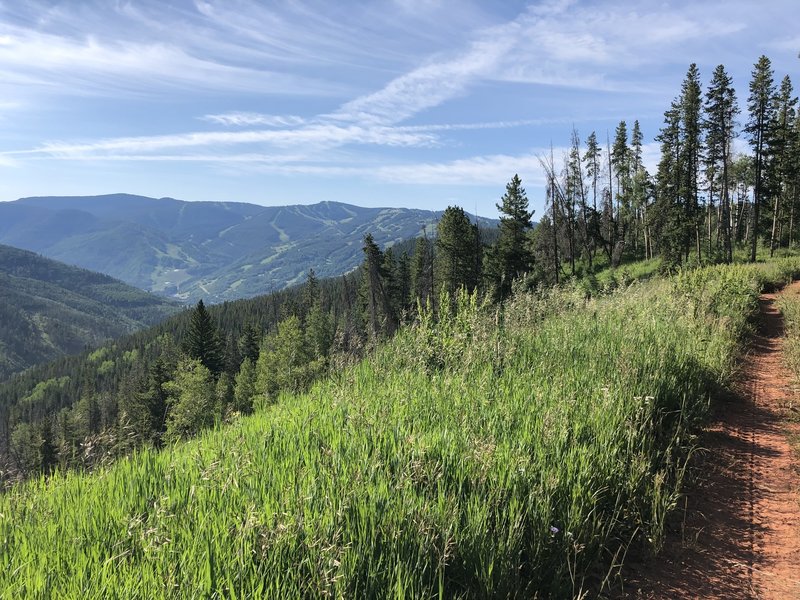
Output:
left=0, top=0, right=797, bottom=217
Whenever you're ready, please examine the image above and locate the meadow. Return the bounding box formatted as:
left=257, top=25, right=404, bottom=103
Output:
left=3, top=258, right=800, bottom=598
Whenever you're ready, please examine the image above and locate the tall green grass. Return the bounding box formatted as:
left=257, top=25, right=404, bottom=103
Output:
left=3, top=259, right=799, bottom=598
left=777, top=284, right=800, bottom=382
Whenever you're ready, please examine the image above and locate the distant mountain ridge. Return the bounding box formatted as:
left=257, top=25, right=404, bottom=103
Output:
left=0, top=244, right=181, bottom=381
left=0, top=194, right=495, bottom=302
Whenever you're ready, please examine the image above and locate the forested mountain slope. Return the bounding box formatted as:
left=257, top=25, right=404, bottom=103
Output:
left=0, top=244, right=180, bottom=381
left=0, top=195, right=494, bottom=302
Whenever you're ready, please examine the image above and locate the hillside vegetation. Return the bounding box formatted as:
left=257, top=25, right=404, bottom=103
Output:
left=3, top=259, right=798, bottom=598
left=0, top=244, right=180, bottom=381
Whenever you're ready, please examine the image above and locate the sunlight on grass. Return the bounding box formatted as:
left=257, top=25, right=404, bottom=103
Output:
left=2, top=257, right=800, bottom=598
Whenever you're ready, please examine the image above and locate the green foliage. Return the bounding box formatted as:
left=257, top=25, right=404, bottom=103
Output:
left=255, top=316, right=320, bottom=408
left=164, top=359, right=215, bottom=443
left=0, top=260, right=782, bottom=597
left=183, top=300, right=224, bottom=377
left=488, top=174, right=535, bottom=299
left=777, top=286, right=800, bottom=380
left=232, top=358, right=256, bottom=415
left=746, top=55, right=777, bottom=262
left=359, top=234, right=396, bottom=338
left=435, top=206, right=481, bottom=297
left=410, top=236, right=434, bottom=310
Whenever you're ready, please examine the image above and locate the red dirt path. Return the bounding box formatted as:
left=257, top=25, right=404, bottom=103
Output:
left=619, top=282, right=800, bottom=599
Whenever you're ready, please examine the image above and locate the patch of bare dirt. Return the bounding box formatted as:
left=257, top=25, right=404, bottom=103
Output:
left=617, top=282, right=800, bottom=599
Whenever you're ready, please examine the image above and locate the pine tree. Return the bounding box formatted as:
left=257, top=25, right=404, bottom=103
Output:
left=435, top=206, right=480, bottom=298
left=360, top=234, right=395, bottom=338
left=238, top=325, right=260, bottom=365
left=565, top=129, right=585, bottom=275
left=394, top=251, right=412, bottom=314
left=769, top=75, right=797, bottom=254
left=629, top=120, right=651, bottom=258
left=489, top=174, right=534, bottom=298
left=305, top=301, right=334, bottom=359
left=301, top=269, right=320, bottom=319
left=653, top=101, right=685, bottom=269
left=583, top=131, right=603, bottom=261
left=183, top=300, right=224, bottom=377
left=611, top=120, right=630, bottom=205
left=410, top=236, right=434, bottom=310
left=746, top=55, right=777, bottom=262
left=704, top=64, right=738, bottom=262
left=679, top=64, right=703, bottom=261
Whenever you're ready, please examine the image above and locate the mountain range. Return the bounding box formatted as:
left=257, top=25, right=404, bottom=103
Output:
left=0, top=195, right=491, bottom=303
left=0, top=244, right=181, bottom=381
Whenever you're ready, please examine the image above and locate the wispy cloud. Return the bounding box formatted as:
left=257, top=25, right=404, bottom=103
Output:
left=201, top=113, right=307, bottom=127
left=11, top=116, right=570, bottom=161
left=0, top=32, right=337, bottom=98
left=331, top=31, right=517, bottom=125
left=326, top=0, right=755, bottom=128
left=11, top=125, right=438, bottom=158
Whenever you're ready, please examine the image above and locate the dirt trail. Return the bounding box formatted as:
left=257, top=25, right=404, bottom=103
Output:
left=620, top=282, right=800, bottom=599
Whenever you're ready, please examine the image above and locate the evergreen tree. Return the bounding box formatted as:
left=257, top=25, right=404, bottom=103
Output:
left=746, top=55, right=777, bottom=262
left=768, top=75, right=797, bottom=254
left=183, top=300, right=224, bottom=377
left=410, top=236, right=434, bottom=310
left=611, top=120, right=630, bottom=204
left=301, top=269, right=320, bottom=319
left=631, top=120, right=644, bottom=172
left=565, top=129, right=584, bottom=275
left=583, top=131, right=603, bottom=261
left=9, top=422, right=42, bottom=476
left=704, top=64, right=739, bottom=262
left=394, top=251, right=412, bottom=314
left=435, top=206, right=480, bottom=298
left=489, top=174, right=534, bottom=298
left=238, top=325, right=260, bottom=365
left=360, top=234, right=395, bottom=338
left=679, top=64, right=703, bottom=261
left=305, top=301, right=335, bottom=359
left=629, top=120, right=651, bottom=258
left=653, top=101, right=685, bottom=269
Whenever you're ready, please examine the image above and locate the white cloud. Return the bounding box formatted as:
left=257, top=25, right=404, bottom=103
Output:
left=202, top=113, right=307, bottom=127
left=15, top=124, right=438, bottom=158
left=330, top=32, right=516, bottom=125
left=0, top=27, right=338, bottom=97
left=15, top=116, right=571, bottom=161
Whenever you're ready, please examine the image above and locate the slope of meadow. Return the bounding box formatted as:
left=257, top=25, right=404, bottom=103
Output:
left=2, top=259, right=799, bottom=598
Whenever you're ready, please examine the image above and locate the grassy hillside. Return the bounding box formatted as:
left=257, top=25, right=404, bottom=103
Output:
left=0, top=244, right=180, bottom=381
left=3, top=259, right=797, bottom=597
